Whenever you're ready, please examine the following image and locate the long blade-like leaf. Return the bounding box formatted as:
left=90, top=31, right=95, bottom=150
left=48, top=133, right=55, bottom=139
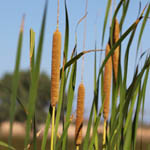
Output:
left=9, top=15, right=24, bottom=145
left=24, top=1, right=48, bottom=148
left=62, top=60, right=77, bottom=150
left=41, top=112, right=51, bottom=150
left=137, top=4, right=150, bottom=51
left=102, top=0, right=112, bottom=46
left=0, top=141, right=16, bottom=150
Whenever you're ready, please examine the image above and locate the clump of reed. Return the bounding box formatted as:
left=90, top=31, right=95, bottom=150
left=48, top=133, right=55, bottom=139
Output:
left=4, top=1, right=150, bottom=150
left=50, top=0, right=61, bottom=150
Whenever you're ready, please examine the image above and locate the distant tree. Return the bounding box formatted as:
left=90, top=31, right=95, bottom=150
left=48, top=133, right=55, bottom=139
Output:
left=0, top=71, right=51, bottom=123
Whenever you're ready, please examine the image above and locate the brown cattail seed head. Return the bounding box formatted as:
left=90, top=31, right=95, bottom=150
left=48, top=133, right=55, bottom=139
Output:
left=51, top=29, right=61, bottom=107
left=103, top=43, right=112, bottom=121
left=75, top=83, right=85, bottom=146
left=113, top=19, right=120, bottom=82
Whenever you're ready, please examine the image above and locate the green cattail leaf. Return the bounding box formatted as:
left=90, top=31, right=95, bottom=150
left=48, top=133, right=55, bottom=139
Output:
left=141, top=66, right=149, bottom=131
left=132, top=83, right=142, bottom=150
left=24, top=1, right=48, bottom=148
left=0, top=141, right=16, bottom=150
left=123, top=84, right=139, bottom=135
left=83, top=70, right=100, bottom=150
left=102, top=0, right=112, bottom=46
left=89, top=101, right=104, bottom=149
left=63, top=0, right=70, bottom=89
left=9, top=15, right=24, bottom=145
left=109, top=56, right=150, bottom=149
left=62, top=49, right=103, bottom=72
left=110, top=0, right=123, bottom=46
left=56, top=117, right=72, bottom=150
left=30, top=28, right=35, bottom=74
left=53, top=67, right=65, bottom=149
left=63, top=0, right=69, bottom=63
left=62, top=57, right=77, bottom=150
left=123, top=121, right=132, bottom=150
left=123, top=28, right=137, bottom=87
left=83, top=100, right=95, bottom=150
left=61, top=1, right=70, bottom=139
left=137, top=4, right=150, bottom=51
left=93, top=46, right=99, bottom=150
left=120, top=0, right=130, bottom=30
left=98, top=16, right=143, bottom=80
left=41, top=112, right=51, bottom=150
left=65, top=43, right=77, bottom=80
left=30, top=28, right=36, bottom=150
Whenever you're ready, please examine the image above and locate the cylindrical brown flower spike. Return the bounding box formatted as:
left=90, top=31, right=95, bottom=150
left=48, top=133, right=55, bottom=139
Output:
left=51, top=28, right=61, bottom=107
left=103, top=43, right=112, bottom=121
left=75, top=83, right=85, bottom=146
left=113, top=19, right=120, bottom=82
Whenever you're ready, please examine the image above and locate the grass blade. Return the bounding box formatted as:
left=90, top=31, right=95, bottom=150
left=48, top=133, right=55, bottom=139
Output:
left=41, top=111, right=51, bottom=150
left=62, top=49, right=103, bottom=72
left=56, top=117, right=72, bottom=150
left=8, top=16, right=24, bottom=145
left=137, top=4, right=150, bottom=51
left=0, top=141, right=16, bottom=150
left=62, top=60, right=77, bottom=149
left=30, top=28, right=36, bottom=150
left=102, top=0, right=112, bottom=46
left=83, top=100, right=95, bottom=150
left=89, top=101, right=104, bottom=150
left=120, top=0, right=130, bottom=30
left=24, top=1, right=48, bottom=148
left=53, top=67, right=65, bottom=149
left=30, top=28, right=35, bottom=75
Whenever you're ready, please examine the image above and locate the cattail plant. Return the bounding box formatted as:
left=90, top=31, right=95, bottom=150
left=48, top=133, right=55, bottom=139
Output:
left=112, top=18, right=120, bottom=82
left=51, top=28, right=61, bottom=107
left=103, top=42, right=112, bottom=148
left=50, top=0, right=61, bottom=149
left=75, top=82, right=85, bottom=149
left=103, top=43, right=112, bottom=121
left=75, top=1, right=87, bottom=149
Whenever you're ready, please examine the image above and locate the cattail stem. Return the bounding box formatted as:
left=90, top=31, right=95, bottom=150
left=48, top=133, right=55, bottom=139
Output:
left=51, top=106, right=55, bottom=150
left=81, top=0, right=88, bottom=82
left=76, top=145, right=79, bottom=150
left=56, top=0, right=59, bottom=29
left=102, top=120, right=107, bottom=150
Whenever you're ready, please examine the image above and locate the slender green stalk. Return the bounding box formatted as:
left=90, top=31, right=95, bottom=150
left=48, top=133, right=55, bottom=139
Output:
left=41, top=111, right=51, bottom=150
left=51, top=106, right=55, bottom=150
left=76, top=145, right=79, bottom=150
left=102, top=120, right=107, bottom=150
left=9, top=16, right=24, bottom=145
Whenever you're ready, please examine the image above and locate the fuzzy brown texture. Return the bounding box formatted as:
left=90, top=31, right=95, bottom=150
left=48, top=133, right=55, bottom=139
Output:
left=75, top=83, right=85, bottom=146
left=103, top=43, right=112, bottom=121
left=113, top=19, right=120, bottom=82
left=51, top=29, right=61, bottom=107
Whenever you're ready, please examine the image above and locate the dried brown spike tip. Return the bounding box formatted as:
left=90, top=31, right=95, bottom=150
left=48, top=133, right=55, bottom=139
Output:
left=51, top=29, right=61, bottom=107
left=103, top=43, right=112, bottom=121
left=75, top=83, right=85, bottom=146
left=113, top=18, right=120, bottom=82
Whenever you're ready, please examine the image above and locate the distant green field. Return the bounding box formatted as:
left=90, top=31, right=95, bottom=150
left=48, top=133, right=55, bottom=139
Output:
left=0, top=134, right=149, bottom=150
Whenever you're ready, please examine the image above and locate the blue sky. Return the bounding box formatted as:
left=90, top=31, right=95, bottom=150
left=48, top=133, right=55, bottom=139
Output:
left=0, top=0, right=150, bottom=123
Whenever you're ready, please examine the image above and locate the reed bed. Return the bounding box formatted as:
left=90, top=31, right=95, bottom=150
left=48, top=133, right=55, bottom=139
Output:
left=0, top=1, right=150, bottom=150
